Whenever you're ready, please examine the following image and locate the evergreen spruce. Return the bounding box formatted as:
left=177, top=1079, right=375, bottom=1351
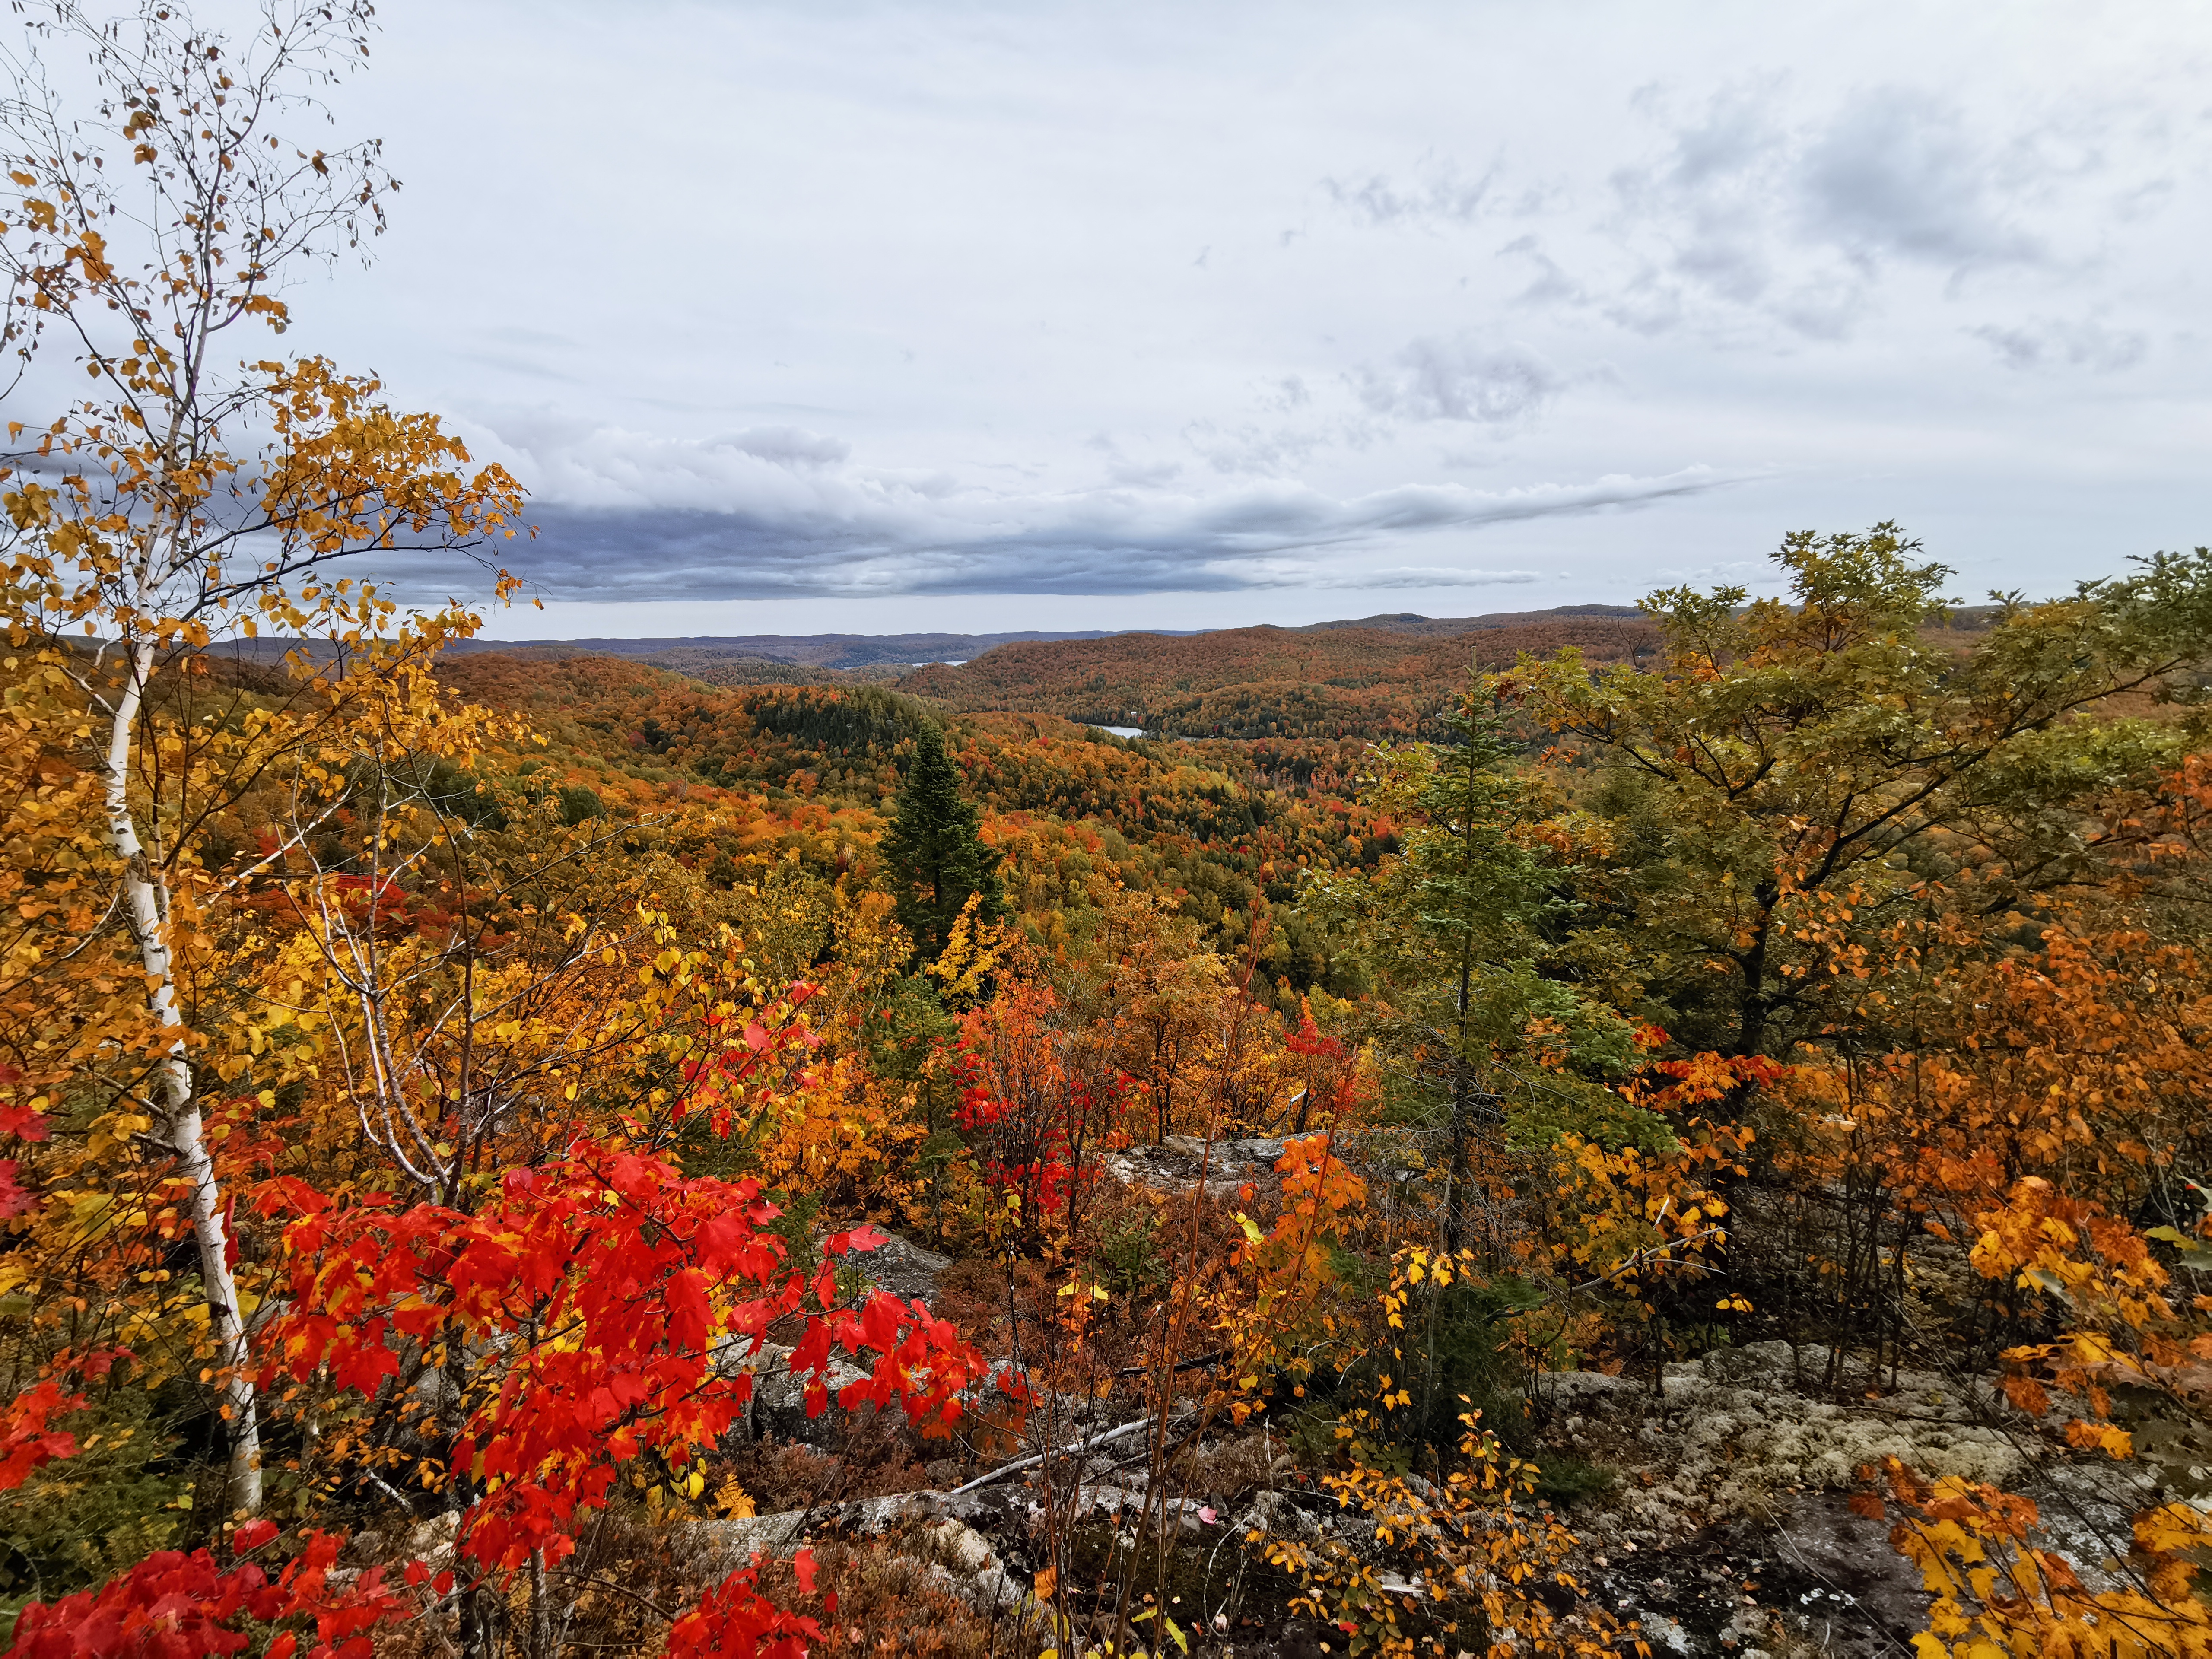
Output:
left=883, top=723, right=1005, bottom=960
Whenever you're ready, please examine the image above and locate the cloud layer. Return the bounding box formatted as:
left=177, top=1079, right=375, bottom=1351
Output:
left=445, top=410, right=1729, bottom=598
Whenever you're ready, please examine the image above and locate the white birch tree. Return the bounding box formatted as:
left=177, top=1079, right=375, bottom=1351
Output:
left=0, top=0, right=525, bottom=1511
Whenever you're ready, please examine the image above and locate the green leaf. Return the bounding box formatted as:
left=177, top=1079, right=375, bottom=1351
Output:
left=2146, top=1226, right=2212, bottom=1265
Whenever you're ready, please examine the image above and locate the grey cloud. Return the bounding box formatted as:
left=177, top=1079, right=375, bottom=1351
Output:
left=407, top=416, right=1734, bottom=599
left=1306, top=565, right=1537, bottom=589
left=1324, top=156, right=1498, bottom=227
left=1968, top=316, right=2147, bottom=372
left=1498, top=235, right=1587, bottom=307
left=1181, top=419, right=1332, bottom=477
left=474, top=410, right=861, bottom=503
left=719, top=426, right=852, bottom=467
left=1088, top=431, right=1183, bottom=487
left=1797, top=90, right=2046, bottom=269
left=1350, top=336, right=1564, bottom=427
left=1580, top=84, right=2140, bottom=340
left=1107, top=458, right=1182, bottom=486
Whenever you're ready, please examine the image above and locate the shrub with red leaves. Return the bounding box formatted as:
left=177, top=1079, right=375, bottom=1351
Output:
left=6, top=1525, right=403, bottom=1659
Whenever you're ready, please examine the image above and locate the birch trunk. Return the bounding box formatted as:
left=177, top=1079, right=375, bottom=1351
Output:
left=101, top=640, right=262, bottom=1513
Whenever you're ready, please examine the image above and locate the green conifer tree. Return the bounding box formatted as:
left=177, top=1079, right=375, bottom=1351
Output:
left=882, top=722, right=1005, bottom=961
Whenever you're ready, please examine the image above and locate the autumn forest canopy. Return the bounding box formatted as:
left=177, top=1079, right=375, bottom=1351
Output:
left=5, top=6, right=2212, bottom=1659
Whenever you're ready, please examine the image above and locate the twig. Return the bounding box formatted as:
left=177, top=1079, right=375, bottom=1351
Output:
left=1564, top=1224, right=1726, bottom=1297
left=543, top=1570, right=679, bottom=1624
left=1112, top=1348, right=1227, bottom=1379
left=1477, top=1224, right=1729, bottom=1326
left=943, top=1414, right=1185, bottom=1499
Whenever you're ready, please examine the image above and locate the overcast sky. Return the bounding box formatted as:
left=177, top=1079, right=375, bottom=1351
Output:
left=264, top=2, right=2212, bottom=634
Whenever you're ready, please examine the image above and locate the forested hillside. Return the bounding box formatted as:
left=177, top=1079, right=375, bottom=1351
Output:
left=898, top=617, right=1660, bottom=738
left=430, top=652, right=1386, bottom=1000
left=7, top=9, right=2212, bottom=1659
left=1290, top=604, right=1643, bottom=636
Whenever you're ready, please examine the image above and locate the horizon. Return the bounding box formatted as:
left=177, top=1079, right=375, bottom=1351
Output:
left=456, top=600, right=1643, bottom=649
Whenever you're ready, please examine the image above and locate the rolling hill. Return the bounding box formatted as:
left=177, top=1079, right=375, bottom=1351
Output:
left=893, top=616, right=1660, bottom=740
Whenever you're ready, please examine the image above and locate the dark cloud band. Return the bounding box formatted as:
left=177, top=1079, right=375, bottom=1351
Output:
left=388, top=465, right=1732, bottom=601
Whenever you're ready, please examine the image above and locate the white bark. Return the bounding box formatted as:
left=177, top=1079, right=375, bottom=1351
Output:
left=102, top=639, right=262, bottom=1513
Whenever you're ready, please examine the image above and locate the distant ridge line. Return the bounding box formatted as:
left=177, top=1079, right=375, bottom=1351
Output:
left=1290, top=603, right=1643, bottom=636
left=441, top=605, right=1646, bottom=671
